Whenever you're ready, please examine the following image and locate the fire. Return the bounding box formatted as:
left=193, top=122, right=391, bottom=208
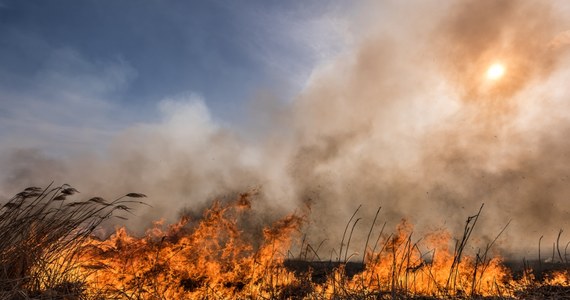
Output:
left=70, top=211, right=566, bottom=299
left=3, top=185, right=570, bottom=298
left=486, top=63, right=506, bottom=81
left=328, top=220, right=512, bottom=298
left=545, top=270, right=570, bottom=286
left=74, top=193, right=305, bottom=299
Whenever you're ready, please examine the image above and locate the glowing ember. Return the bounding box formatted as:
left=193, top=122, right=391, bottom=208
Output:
left=486, top=63, right=506, bottom=81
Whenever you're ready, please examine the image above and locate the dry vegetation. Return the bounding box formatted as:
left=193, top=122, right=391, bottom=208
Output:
left=0, top=185, right=569, bottom=299
left=0, top=184, right=146, bottom=299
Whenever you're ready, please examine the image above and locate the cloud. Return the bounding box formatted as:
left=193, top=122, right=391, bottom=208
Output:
left=0, top=46, right=137, bottom=157
left=229, top=1, right=357, bottom=100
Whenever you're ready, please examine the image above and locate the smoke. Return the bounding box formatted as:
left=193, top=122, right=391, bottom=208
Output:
left=276, top=0, right=570, bottom=257
left=2, top=0, right=570, bottom=257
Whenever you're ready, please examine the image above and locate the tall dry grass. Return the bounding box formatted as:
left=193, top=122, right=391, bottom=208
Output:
left=0, top=184, right=145, bottom=299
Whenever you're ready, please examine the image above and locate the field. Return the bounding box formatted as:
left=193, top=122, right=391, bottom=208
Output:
left=1, top=185, right=569, bottom=299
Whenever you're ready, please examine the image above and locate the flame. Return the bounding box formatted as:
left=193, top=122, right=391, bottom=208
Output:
left=71, top=193, right=305, bottom=299
left=545, top=270, right=570, bottom=286
left=32, top=194, right=570, bottom=299
left=337, top=220, right=512, bottom=298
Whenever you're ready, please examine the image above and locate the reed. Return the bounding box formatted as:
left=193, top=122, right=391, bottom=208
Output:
left=0, top=184, right=145, bottom=299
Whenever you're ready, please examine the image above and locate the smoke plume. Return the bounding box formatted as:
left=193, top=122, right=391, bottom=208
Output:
left=2, top=0, right=570, bottom=257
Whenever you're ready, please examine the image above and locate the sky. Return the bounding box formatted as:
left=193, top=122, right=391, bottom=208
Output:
left=0, top=0, right=354, bottom=156
left=2, top=0, right=570, bottom=256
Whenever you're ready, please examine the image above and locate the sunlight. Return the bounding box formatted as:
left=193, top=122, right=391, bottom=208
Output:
left=486, top=63, right=506, bottom=81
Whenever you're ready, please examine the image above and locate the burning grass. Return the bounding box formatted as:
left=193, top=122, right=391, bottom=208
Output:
left=1, top=185, right=569, bottom=299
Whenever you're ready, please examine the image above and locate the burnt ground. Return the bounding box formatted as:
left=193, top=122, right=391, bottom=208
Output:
left=284, top=260, right=365, bottom=284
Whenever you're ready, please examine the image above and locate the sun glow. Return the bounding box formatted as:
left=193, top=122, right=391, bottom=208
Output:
left=486, top=63, right=506, bottom=81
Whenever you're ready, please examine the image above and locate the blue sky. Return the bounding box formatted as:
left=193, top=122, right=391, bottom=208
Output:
left=0, top=0, right=353, bottom=156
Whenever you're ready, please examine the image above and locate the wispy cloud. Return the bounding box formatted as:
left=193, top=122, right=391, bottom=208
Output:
left=0, top=45, right=137, bottom=157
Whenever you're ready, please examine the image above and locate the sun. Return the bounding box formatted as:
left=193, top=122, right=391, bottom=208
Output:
left=486, top=63, right=506, bottom=81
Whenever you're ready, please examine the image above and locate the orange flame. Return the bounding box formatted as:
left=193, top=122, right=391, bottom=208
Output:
left=38, top=195, right=570, bottom=299
left=71, top=193, right=304, bottom=298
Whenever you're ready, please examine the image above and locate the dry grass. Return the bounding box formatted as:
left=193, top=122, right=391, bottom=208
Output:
left=0, top=184, right=145, bottom=299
